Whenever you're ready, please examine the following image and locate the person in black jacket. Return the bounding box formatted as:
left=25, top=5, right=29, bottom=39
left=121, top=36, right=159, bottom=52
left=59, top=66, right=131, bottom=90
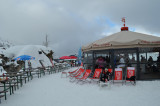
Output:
left=100, top=68, right=111, bottom=83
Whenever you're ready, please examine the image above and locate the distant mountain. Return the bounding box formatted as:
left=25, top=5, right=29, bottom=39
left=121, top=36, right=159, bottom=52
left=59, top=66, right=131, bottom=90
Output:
left=0, top=39, right=13, bottom=49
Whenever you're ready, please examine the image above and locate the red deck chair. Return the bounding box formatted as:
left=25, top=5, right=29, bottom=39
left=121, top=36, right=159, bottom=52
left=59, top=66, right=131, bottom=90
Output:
left=70, top=68, right=85, bottom=82
left=69, top=68, right=82, bottom=77
left=113, top=68, right=123, bottom=85
left=73, top=68, right=85, bottom=78
left=61, top=67, right=80, bottom=78
left=76, top=69, right=91, bottom=83
left=68, top=68, right=79, bottom=75
left=68, top=70, right=77, bottom=74
left=68, top=62, right=84, bottom=76
left=125, top=67, right=136, bottom=85
left=108, top=69, right=112, bottom=73
left=90, top=69, right=102, bottom=83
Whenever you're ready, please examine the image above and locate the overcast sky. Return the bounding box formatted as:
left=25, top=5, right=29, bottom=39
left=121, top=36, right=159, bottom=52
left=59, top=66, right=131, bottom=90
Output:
left=0, top=0, right=160, bottom=58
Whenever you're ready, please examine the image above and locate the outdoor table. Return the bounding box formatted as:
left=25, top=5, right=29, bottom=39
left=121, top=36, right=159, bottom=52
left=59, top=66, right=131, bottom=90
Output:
left=16, top=73, right=23, bottom=88
left=34, top=69, right=41, bottom=78
left=23, top=70, right=33, bottom=81
left=35, top=69, right=41, bottom=78
left=5, top=72, right=24, bottom=89
left=0, top=78, right=13, bottom=100
left=37, top=68, right=45, bottom=78
left=41, top=68, right=45, bottom=76
left=0, top=79, right=7, bottom=100
left=25, top=68, right=41, bottom=80
left=25, top=68, right=40, bottom=78
left=36, top=69, right=42, bottom=78
left=48, top=66, right=55, bottom=74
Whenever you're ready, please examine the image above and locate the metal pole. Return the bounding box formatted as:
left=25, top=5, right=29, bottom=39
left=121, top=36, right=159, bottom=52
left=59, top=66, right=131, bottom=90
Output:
left=110, top=49, right=115, bottom=71
left=136, top=48, right=140, bottom=80
left=92, top=51, right=95, bottom=75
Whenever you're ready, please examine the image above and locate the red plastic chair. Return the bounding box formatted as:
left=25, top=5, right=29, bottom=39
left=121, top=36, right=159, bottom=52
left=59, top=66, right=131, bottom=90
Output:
left=113, top=68, right=123, bottom=85
left=125, top=67, right=136, bottom=85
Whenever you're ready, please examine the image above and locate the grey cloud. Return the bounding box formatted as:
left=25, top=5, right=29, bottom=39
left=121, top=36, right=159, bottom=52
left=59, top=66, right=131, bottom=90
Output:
left=0, top=0, right=160, bottom=57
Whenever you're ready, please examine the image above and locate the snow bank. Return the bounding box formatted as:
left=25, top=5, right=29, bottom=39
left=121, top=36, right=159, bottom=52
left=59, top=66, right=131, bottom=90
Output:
left=4, top=45, right=54, bottom=68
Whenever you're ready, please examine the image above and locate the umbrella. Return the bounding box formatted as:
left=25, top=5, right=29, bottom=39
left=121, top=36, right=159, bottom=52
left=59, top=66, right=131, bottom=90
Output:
left=69, top=56, right=77, bottom=59
left=59, top=56, right=71, bottom=59
left=14, top=55, right=35, bottom=61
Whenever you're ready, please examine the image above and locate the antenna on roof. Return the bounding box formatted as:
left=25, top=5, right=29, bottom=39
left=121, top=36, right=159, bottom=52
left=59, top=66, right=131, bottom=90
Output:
left=122, top=17, right=126, bottom=27
left=121, top=17, right=128, bottom=31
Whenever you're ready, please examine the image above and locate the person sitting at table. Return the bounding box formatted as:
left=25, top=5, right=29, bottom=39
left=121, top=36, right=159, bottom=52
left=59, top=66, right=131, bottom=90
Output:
left=96, top=56, right=105, bottom=69
left=100, top=68, right=111, bottom=83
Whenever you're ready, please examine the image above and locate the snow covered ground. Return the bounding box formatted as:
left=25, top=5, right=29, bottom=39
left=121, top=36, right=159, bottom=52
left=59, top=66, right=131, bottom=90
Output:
left=1, top=67, right=160, bottom=106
